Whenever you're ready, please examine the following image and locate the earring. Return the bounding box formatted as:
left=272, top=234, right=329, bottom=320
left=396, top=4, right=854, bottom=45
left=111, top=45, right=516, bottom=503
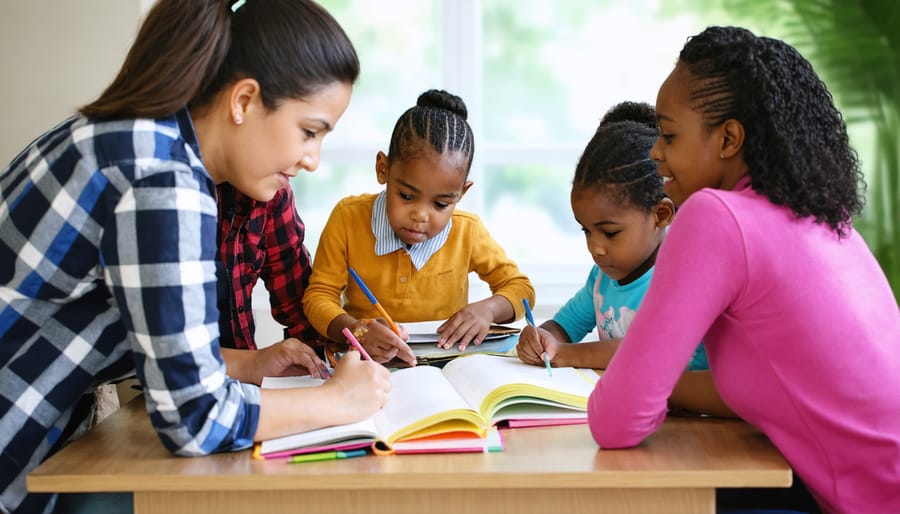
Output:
left=234, top=114, right=243, bottom=125
left=719, top=152, right=725, bottom=159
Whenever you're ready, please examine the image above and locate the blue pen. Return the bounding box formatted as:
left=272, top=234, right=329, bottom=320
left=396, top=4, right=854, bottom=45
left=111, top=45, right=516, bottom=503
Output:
left=288, top=449, right=368, bottom=464
left=522, top=298, right=536, bottom=327
left=522, top=298, right=552, bottom=377
left=348, top=267, right=401, bottom=335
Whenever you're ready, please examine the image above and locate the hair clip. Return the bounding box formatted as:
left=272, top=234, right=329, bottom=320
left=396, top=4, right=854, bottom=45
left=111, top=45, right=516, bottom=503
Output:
left=230, top=0, right=247, bottom=13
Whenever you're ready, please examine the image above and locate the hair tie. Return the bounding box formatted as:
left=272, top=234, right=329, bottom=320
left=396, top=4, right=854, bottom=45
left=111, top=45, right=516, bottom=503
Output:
left=231, top=0, right=247, bottom=13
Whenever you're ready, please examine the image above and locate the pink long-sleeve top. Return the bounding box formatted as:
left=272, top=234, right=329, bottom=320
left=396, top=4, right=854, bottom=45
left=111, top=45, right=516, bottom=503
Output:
left=587, top=183, right=900, bottom=514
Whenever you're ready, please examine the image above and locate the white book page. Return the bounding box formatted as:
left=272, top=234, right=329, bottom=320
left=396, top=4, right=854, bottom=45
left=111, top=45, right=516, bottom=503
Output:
left=373, top=365, right=479, bottom=441
left=259, top=417, right=380, bottom=454
left=440, top=354, right=599, bottom=421
left=402, top=320, right=448, bottom=344
left=261, top=375, right=325, bottom=389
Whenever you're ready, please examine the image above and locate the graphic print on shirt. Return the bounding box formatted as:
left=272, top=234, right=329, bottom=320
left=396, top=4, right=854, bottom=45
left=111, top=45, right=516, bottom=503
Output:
left=592, top=289, right=636, bottom=340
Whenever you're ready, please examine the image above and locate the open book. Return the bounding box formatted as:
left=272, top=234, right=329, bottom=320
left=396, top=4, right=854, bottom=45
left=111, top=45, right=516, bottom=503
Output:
left=258, top=354, right=599, bottom=458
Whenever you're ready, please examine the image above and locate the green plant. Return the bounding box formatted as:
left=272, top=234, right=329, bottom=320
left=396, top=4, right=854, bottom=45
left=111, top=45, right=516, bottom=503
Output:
left=711, top=0, right=900, bottom=298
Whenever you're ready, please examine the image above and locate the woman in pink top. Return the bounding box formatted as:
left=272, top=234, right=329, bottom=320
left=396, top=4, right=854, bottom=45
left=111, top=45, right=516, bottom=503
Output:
left=587, top=26, right=900, bottom=514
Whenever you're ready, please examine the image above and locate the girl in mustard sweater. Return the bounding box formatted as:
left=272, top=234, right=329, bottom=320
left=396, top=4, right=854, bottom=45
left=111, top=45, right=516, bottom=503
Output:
left=303, top=89, right=535, bottom=366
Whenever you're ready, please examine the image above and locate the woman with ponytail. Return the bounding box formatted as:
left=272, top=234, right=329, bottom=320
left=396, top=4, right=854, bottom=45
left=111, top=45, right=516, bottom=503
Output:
left=0, top=2, right=391, bottom=512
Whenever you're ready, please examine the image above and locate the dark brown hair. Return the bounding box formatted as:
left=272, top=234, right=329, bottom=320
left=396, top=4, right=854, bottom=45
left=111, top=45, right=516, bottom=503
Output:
left=80, top=0, right=359, bottom=119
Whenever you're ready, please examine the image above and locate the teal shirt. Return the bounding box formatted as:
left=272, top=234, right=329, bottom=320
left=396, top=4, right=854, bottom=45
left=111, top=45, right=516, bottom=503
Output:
left=552, top=265, right=708, bottom=370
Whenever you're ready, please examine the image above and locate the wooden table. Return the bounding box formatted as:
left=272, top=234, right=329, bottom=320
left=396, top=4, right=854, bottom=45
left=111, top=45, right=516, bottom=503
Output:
left=29, top=398, right=791, bottom=514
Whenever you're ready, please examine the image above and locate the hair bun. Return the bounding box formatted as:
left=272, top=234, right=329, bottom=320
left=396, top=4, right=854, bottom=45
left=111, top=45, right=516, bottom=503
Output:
left=417, top=89, right=468, bottom=120
left=599, top=101, right=656, bottom=129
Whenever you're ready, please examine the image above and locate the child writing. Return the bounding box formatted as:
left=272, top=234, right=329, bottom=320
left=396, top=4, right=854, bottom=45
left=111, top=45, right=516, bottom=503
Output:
left=516, top=102, right=725, bottom=416
left=0, top=1, right=392, bottom=513
left=303, top=89, right=535, bottom=366
left=588, top=26, right=900, bottom=514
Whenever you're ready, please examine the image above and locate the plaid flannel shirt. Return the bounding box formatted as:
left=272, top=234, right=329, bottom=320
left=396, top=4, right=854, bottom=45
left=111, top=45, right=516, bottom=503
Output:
left=0, top=110, right=260, bottom=514
left=216, top=182, right=320, bottom=350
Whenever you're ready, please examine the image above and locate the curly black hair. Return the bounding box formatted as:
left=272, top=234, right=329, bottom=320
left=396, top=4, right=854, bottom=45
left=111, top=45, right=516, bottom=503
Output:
left=387, top=89, right=475, bottom=176
left=572, top=101, right=664, bottom=212
left=678, top=26, right=865, bottom=236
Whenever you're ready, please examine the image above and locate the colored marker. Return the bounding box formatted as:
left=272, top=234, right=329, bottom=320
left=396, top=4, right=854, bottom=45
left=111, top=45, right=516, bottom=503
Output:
left=522, top=299, right=551, bottom=377
left=342, top=327, right=373, bottom=361
left=348, top=267, right=401, bottom=336
left=288, top=449, right=368, bottom=464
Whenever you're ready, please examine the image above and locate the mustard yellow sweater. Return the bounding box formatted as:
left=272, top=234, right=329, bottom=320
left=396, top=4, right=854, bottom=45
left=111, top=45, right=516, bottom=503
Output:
left=303, top=193, right=535, bottom=336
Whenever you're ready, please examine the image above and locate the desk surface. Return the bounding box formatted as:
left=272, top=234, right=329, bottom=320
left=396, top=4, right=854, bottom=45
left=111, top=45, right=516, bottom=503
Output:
left=30, top=397, right=791, bottom=491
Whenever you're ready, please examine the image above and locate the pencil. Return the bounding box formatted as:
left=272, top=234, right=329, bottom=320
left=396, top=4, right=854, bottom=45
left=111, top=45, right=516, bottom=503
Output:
left=348, top=267, right=401, bottom=336
left=342, top=327, right=373, bottom=361
left=522, top=298, right=552, bottom=377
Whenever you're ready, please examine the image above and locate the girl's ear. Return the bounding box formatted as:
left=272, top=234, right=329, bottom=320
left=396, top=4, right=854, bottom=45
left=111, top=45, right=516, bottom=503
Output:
left=654, top=197, right=676, bottom=228
left=719, top=118, right=745, bottom=158
left=229, top=78, right=261, bottom=125
left=460, top=180, right=474, bottom=197
left=375, top=151, right=389, bottom=185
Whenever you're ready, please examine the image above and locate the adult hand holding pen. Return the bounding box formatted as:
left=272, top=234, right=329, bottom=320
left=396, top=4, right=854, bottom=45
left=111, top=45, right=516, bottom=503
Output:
left=322, top=351, right=392, bottom=421
left=254, top=350, right=392, bottom=442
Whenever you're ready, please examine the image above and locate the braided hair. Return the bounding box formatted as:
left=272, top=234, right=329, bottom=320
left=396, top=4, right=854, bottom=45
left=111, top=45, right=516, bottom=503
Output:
left=573, top=101, right=663, bottom=213
left=387, top=89, right=475, bottom=175
left=678, top=26, right=864, bottom=236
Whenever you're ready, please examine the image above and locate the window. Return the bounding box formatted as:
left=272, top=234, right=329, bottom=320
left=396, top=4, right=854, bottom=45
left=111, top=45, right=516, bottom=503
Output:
left=294, top=0, right=709, bottom=318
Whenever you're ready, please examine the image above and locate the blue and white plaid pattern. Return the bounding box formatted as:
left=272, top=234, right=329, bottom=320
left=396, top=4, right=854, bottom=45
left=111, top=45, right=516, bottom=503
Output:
left=0, top=110, right=260, bottom=514
left=371, top=190, right=450, bottom=270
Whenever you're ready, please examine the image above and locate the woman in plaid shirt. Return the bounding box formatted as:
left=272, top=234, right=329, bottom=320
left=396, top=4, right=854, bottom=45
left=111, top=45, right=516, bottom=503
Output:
left=0, top=1, right=391, bottom=513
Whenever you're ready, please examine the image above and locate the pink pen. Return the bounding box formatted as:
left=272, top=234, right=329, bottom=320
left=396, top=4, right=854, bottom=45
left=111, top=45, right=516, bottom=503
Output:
left=342, top=327, right=373, bottom=361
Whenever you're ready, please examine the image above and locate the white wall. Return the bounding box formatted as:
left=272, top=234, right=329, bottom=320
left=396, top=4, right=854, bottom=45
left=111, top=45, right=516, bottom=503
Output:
left=0, top=0, right=144, bottom=164
left=0, top=0, right=291, bottom=348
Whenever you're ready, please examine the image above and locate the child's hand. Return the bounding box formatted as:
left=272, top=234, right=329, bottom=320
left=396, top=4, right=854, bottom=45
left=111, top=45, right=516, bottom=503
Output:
left=436, top=305, right=493, bottom=351
left=325, top=351, right=392, bottom=422
left=357, top=318, right=416, bottom=366
left=516, top=325, right=560, bottom=366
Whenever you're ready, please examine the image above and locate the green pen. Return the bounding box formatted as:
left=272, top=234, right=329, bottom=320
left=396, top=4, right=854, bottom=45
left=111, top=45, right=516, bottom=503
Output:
left=287, top=449, right=368, bottom=464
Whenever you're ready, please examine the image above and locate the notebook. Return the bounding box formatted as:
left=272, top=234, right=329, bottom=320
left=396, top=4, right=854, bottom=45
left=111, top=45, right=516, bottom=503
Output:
left=257, top=354, right=598, bottom=458
left=403, top=320, right=520, bottom=344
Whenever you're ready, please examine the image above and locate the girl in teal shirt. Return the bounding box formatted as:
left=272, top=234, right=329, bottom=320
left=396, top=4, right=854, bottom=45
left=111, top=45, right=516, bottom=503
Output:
left=517, top=101, right=708, bottom=373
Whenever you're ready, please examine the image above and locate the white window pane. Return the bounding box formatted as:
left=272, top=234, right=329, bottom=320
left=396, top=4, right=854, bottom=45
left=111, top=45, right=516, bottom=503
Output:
left=481, top=0, right=700, bottom=144
left=320, top=0, right=441, bottom=144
